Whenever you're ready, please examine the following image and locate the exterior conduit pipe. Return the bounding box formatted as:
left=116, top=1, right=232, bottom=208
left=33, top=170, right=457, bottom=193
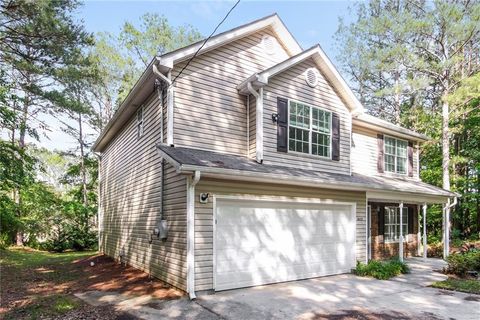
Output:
left=187, top=170, right=201, bottom=300
left=152, top=63, right=174, bottom=146
left=246, top=82, right=263, bottom=163
left=443, top=196, right=458, bottom=259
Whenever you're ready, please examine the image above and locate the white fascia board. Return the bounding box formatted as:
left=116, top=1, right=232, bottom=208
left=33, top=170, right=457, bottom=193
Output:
left=93, top=58, right=157, bottom=152
left=176, top=164, right=453, bottom=200
left=353, top=114, right=430, bottom=142
left=161, top=14, right=302, bottom=67
left=367, top=191, right=449, bottom=204
left=156, top=144, right=182, bottom=172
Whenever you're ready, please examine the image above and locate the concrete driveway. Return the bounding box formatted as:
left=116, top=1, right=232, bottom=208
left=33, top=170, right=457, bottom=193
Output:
left=77, top=258, right=480, bottom=320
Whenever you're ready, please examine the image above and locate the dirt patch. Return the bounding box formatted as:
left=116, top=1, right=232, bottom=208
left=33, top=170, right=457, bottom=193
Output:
left=309, top=309, right=442, bottom=320
left=464, top=295, right=480, bottom=302
left=1, top=249, right=183, bottom=319
left=69, top=254, right=183, bottom=299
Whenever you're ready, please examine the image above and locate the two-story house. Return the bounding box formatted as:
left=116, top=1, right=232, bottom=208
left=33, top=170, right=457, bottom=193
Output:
left=93, top=14, right=457, bottom=299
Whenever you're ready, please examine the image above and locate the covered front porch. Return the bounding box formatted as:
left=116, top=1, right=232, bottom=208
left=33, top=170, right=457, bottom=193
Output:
left=367, top=190, right=458, bottom=262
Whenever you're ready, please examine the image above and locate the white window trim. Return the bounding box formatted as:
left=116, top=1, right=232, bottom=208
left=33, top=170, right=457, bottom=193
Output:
left=287, top=99, right=332, bottom=159
left=137, top=105, right=144, bottom=139
left=384, top=206, right=408, bottom=243
left=384, top=135, right=408, bottom=175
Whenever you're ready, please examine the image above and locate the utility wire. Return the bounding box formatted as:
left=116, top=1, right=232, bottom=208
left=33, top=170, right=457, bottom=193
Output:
left=171, top=0, right=241, bottom=86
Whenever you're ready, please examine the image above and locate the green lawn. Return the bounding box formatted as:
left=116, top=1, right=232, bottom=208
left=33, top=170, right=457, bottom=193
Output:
left=432, top=278, right=480, bottom=295
left=0, top=246, right=95, bottom=268
left=0, top=247, right=96, bottom=320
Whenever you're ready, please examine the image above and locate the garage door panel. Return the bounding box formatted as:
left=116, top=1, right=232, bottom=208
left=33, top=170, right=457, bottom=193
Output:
left=215, top=199, right=356, bottom=291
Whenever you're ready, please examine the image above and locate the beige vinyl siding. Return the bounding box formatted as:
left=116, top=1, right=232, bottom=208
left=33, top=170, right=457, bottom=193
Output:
left=193, top=178, right=366, bottom=291
left=171, top=28, right=289, bottom=155
left=262, top=58, right=351, bottom=174
left=351, top=126, right=419, bottom=179
left=99, top=92, right=188, bottom=291
left=248, top=95, right=256, bottom=158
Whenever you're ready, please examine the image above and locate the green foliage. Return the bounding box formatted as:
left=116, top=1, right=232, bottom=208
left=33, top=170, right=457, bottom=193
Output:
left=91, top=13, right=203, bottom=125
left=354, top=259, right=410, bottom=280
left=432, top=278, right=480, bottom=294
left=444, top=250, right=480, bottom=276
left=337, top=0, right=480, bottom=239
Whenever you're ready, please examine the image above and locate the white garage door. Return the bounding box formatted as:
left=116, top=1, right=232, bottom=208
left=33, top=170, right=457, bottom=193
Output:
left=215, top=198, right=356, bottom=291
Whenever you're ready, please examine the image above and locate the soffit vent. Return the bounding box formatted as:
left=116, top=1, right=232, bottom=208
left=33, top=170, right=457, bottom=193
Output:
left=305, top=68, right=319, bottom=87
left=262, top=35, right=277, bottom=55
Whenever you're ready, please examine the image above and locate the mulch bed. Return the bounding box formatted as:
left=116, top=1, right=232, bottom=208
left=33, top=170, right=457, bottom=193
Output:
left=1, top=252, right=183, bottom=319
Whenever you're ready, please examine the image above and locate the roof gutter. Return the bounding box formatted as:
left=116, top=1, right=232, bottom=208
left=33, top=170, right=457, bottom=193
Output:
left=175, top=165, right=457, bottom=200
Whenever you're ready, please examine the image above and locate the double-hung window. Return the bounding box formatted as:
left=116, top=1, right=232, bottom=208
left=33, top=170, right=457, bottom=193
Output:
left=384, top=206, right=408, bottom=242
left=137, top=106, right=144, bottom=139
left=288, top=101, right=331, bottom=158
left=384, top=136, right=407, bottom=174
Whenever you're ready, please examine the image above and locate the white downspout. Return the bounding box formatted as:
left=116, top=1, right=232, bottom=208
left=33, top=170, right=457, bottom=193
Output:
left=443, top=197, right=457, bottom=259
left=187, top=170, right=200, bottom=299
left=246, top=95, right=250, bottom=157
left=152, top=64, right=172, bottom=145
left=422, top=203, right=427, bottom=260
left=166, top=71, right=174, bottom=146
left=399, top=202, right=404, bottom=262
left=246, top=82, right=263, bottom=163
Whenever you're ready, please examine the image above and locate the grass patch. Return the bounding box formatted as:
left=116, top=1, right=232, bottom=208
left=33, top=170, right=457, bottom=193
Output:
left=0, top=246, right=95, bottom=268
left=432, top=278, right=480, bottom=295
left=354, top=259, right=409, bottom=280
left=3, top=294, right=80, bottom=320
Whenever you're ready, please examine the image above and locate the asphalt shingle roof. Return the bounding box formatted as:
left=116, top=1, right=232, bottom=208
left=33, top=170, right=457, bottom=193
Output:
left=157, top=145, right=456, bottom=198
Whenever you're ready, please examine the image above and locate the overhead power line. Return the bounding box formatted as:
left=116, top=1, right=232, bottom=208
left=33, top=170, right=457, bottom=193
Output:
left=171, top=0, right=241, bottom=86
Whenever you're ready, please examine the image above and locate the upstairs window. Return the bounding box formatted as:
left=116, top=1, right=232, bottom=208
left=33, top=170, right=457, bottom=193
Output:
left=384, top=136, right=407, bottom=174
left=288, top=101, right=331, bottom=158
left=137, top=106, right=144, bottom=139
left=384, top=206, right=408, bottom=242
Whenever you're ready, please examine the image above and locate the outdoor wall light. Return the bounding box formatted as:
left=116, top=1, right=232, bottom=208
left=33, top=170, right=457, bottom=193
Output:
left=272, top=113, right=279, bottom=123
left=199, top=193, right=209, bottom=204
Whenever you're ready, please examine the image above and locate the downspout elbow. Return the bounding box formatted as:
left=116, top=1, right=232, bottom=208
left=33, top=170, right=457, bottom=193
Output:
left=152, top=63, right=172, bottom=85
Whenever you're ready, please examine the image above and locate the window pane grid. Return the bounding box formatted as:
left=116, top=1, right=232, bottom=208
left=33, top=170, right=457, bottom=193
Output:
left=288, top=101, right=331, bottom=158
left=384, top=207, right=408, bottom=242
left=384, top=136, right=408, bottom=174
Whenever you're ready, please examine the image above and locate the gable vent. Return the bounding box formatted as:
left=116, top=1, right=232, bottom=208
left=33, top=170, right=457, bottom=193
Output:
left=305, top=68, right=319, bottom=87
left=262, top=35, right=276, bottom=55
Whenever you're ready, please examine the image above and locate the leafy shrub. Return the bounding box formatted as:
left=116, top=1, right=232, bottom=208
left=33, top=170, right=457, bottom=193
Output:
left=428, top=242, right=443, bottom=258
left=354, top=259, right=410, bottom=280
left=444, top=250, right=480, bottom=276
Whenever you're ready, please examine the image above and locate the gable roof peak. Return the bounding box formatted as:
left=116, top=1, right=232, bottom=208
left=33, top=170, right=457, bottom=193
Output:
left=238, top=45, right=364, bottom=114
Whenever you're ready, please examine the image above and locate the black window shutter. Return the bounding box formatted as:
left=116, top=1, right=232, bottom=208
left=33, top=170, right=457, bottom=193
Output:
left=277, top=97, right=288, bottom=152
left=408, top=141, right=414, bottom=177
left=331, top=113, right=340, bottom=161
left=378, top=206, right=385, bottom=237
left=408, top=207, right=414, bottom=235
left=377, top=134, right=384, bottom=173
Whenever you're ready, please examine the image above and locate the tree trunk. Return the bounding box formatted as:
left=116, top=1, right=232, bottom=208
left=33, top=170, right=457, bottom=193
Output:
left=442, top=97, right=450, bottom=191
left=15, top=96, right=30, bottom=246
left=78, top=112, right=88, bottom=207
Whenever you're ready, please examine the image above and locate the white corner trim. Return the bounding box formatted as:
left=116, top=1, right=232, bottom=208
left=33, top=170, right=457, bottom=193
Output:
left=187, top=171, right=201, bottom=299
left=256, top=87, right=264, bottom=163
left=166, top=71, right=174, bottom=146
left=246, top=83, right=263, bottom=163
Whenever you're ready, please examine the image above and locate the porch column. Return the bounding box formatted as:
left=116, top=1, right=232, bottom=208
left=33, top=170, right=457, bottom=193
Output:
left=422, top=203, right=427, bottom=260
left=444, top=200, right=450, bottom=259
left=399, top=202, right=404, bottom=262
